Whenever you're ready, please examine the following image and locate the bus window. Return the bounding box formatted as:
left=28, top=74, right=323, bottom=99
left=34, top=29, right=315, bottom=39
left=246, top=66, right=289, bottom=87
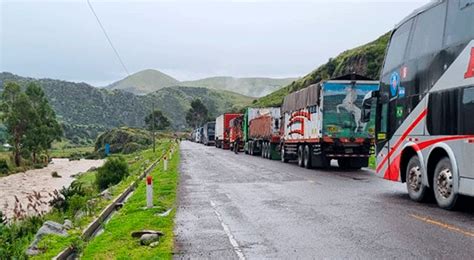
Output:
left=382, top=20, right=413, bottom=74
left=445, top=0, right=474, bottom=46
left=408, top=2, right=446, bottom=60
left=427, top=89, right=460, bottom=135
left=461, top=86, right=474, bottom=134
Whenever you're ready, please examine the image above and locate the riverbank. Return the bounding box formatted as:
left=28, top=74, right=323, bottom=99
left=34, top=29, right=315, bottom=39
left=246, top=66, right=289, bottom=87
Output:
left=0, top=159, right=104, bottom=221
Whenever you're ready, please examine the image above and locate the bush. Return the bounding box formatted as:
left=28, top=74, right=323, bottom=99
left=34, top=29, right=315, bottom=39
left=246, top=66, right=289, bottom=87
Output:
left=0, top=215, right=44, bottom=259
left=50, top=182, right=86, bottom=212
left=69, top=153, right=82, bottom=161
left=0, top=159, right=9, bottom=174
left=95, top=157, right=129, bottom=190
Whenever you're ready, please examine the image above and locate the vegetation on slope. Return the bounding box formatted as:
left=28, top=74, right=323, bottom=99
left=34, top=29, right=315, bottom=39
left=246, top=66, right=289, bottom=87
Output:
left=106, top=69, right=180, bottom=95
left=82, top=148, right=179, bottom=259
left=255, top=33, right=390, bottom=107
left=141, top=86, right=254, bottom=129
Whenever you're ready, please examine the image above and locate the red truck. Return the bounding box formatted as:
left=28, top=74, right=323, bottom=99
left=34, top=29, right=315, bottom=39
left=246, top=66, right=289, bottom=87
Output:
left=215, top=113, right=241, bottom=149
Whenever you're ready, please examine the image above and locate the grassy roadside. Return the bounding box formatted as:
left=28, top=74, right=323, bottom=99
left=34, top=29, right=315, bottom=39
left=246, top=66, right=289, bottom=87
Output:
left=81, top=147, right=179, bottom=259
left=24, top=141, right=173, bottom=259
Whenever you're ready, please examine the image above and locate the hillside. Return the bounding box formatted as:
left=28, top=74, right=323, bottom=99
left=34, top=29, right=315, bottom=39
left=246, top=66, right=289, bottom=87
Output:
left=106, top=69, right=180, bottom=95
left=142, top=86, right=253, bottom=129
left=255, top=33, right=390, bottom=107
left=182, top=77, right=297, bottom=97
left=106, top=69, right=295, bottom=97
left=0, top=72, right=254, bottom=142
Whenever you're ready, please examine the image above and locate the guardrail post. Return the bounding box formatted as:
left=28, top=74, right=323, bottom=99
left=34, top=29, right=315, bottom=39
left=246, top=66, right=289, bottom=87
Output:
left=146, top=175, right=153, bottom=208
left=164, top=156, right=168, bottom=171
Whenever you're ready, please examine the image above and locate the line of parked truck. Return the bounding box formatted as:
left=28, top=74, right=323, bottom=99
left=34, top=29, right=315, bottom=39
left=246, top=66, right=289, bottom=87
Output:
left=189, top=74, right=378, bottom=170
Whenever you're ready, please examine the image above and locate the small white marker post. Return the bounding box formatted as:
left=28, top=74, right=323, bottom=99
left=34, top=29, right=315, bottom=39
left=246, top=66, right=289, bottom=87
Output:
left=146, top=175, right=153, bottom=209
left=164, top=156, right=168, bottom=171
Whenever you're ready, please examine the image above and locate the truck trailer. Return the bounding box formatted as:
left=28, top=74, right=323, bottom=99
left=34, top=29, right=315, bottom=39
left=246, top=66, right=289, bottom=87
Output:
left=202, top=122, right=216, bottom=146
left=215, top=113, right=241, bottom=149
left=243, top=108, right=281, bottom=160
left=280, top=74, right=379, bottom=169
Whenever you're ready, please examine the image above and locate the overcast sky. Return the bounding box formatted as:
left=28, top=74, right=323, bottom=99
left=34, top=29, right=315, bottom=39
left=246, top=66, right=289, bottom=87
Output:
left=1, top=0, right=428, bottom=86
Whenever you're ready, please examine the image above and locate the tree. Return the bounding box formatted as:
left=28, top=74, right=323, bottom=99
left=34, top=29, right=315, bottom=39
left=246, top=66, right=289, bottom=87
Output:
left=186, top=99, right=209, bottom=128
left=0, top=82, right=35, bottom=166
left=144, top=110, right=171, bottom=131
left=24, top=83, right=62, bottom=163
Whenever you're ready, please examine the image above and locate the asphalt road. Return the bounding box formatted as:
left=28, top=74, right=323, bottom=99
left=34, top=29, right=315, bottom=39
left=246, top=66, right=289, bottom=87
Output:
left=174, top=141, right=474, bottom=259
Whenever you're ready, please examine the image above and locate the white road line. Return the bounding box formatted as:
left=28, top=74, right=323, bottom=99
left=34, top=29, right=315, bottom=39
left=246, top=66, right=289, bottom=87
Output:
left=210, top=200, right=246, bottom=260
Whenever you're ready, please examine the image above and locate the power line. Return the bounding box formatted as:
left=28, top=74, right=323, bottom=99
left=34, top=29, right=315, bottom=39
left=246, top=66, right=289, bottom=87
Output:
left=87, top=0, right=130, bottom=76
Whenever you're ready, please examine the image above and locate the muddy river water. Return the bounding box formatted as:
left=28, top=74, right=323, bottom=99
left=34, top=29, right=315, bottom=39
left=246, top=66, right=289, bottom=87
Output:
left=0, top=158, right=104, bottom=220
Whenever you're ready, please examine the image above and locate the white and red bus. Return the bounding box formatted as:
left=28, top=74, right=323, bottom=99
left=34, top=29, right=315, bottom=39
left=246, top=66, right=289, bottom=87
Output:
left=373, top=0, right=474, bottom=209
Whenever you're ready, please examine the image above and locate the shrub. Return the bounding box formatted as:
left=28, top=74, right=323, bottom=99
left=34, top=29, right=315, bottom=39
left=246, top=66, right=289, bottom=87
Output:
left=68, top=194, right=87, bottom=215
left=0, top=159, right=9, bottom=174
left=69, top=152, right=82, bottom=161
left=50, top=182, right=86, bottom=212
left=95, top=157, right=129, bottom=190
left=0, top=215, right=44, bottom=259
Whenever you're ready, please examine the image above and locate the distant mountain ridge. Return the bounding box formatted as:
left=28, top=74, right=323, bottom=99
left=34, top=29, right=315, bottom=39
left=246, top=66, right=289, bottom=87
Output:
left=106, top=69, right=297, bottom=97
left=106, top=69, right=180, bottom=95
left=0, top=72, right=254, bottom=142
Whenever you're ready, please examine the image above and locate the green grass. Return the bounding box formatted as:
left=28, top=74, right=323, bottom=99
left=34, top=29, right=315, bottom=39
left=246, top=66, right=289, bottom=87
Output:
left=49, top=146, right=94, bottom=158
left=26, top=141, right=174, bottom=259
left=81, top=147, right=179, bottom=259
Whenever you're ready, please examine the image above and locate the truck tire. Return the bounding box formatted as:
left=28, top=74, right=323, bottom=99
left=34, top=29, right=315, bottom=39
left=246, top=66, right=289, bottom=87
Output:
left=406, top=155, right=431, bottom=203
left=297, top=145, right=304, bottom=167
left=265, top=142, right=270, bottom=159
left=304, top=145, right=312, bottom=169
left=267, top=143, right=272, bottom=159
left=433, top=157, right=458, bottom=210
left=281, top=146, right=289, bottom=163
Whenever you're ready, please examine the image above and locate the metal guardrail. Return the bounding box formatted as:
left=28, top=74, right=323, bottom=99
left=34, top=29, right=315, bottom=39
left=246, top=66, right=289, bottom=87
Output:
left=54, top=144, right=175, bottom=260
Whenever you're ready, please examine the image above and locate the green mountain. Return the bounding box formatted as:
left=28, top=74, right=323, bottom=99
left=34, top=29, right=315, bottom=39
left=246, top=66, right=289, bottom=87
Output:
left=0, top=72, right=254, bottom=143
left=106, top=69, right=295, bottom=97
left=106, top=69, right=180, bottom=95
left=182, top=77, right=297, bottom=97
left=255, top=33, right=390, bottom=107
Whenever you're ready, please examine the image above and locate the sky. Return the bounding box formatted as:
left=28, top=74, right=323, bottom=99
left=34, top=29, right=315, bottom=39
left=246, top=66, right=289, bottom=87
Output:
left=1, top=0, right=429, bottom=86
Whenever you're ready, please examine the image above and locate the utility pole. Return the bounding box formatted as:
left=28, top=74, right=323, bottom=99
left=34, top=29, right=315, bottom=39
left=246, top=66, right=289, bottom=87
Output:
left=152, top=102, right=156, bottom=153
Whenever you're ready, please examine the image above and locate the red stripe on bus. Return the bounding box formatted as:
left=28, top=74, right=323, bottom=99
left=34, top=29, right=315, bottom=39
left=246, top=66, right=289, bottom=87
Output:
left=415, top=135, right=474, bottom=151
left=376, top=109, right=427, bottom=173
left=383, top=135, right=474, bottom=180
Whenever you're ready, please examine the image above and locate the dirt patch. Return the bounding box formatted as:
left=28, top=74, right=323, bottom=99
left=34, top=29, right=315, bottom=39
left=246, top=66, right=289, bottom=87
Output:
left=0, top=158, right=104, bottom=220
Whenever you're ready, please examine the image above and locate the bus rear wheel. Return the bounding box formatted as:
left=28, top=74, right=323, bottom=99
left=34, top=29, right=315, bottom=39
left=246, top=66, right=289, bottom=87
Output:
left=433, top=157, right=458, bottom=210
left=406, top=155, right=431, bottom=202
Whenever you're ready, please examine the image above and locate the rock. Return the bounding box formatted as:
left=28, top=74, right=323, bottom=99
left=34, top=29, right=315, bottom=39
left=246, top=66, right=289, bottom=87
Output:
left=100, top=189, right=112, bottom=200
left=26, top=221, right=68, bottom=256
left=140, top=234, right=159, bottom=246
left=87, top=166, right=98, bottom=172
left=131, top=230, right=164, bottom=238
left=63, top=219, right=73, bottom=230
left=149, top=241, right=159, bottom=248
